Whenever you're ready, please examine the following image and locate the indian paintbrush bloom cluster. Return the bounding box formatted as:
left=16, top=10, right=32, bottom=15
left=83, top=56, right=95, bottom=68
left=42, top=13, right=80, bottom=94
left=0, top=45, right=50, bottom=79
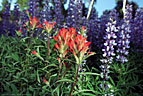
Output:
left=29, top=17, right=42, bottom=30
left=53, top=27, right=95, bottom=64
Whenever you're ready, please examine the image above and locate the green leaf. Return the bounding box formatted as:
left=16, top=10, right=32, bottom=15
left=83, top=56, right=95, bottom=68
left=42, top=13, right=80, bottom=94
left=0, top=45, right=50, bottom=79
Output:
left=56, top=79, right=73, bottom=83
left=81, top=93, right=96, bottom=96
left=11, top=84, right=18, bottom=94
left=3, top=82, right=11, bottom=93
left=79, top=72, right=100, bottom=76
left=29, top=86, right=34, bottom=92
left=72, top=89, right=100, bottom=95
left=11, top=53, right=19, bottom=61
left=109, top=77, right=115, bottom=86
left=37, top=70, right=41, bottom=83
left=26, top=90, right=32, bottom=96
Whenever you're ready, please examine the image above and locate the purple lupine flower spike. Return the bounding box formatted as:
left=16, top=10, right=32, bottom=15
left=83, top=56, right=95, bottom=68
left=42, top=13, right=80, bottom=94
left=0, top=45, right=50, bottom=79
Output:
left=2, top=4, right=11, bottom=36
left=66, top=0, right=76, bottom=28
left=132, top=8, right=143, bottom=52
left=54, top=0, right=64, bottom=29
left=116, top=5, right=132, bottom=63
left=100, top=9, right=119, bottom=95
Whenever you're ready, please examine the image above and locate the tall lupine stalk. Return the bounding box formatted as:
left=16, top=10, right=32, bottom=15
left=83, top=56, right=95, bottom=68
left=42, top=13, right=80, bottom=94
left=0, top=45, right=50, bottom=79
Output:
left=77, top=26, right=87, bottom=82
left=97, top=13, right=109, bottom=49
left=86, top=8, right=99, bottom=50
left=40, top=0, right=52, bottom=23
left=54, top=0, right=64, bottom=29
left=89, top=8, right=98, bottom=20
left=2, top=4, right=11, bottom=36
left=28, top=0, right=40, bottom=17
left=132, top=8, right=143, bottom=52
left=66, top=0, right=76, bottom=28
left=19, top=10, right=29, bottom=37
left=12, top=4, right=20, bottom=36
left=74, top=0, right=83, bottom=28
left=100, top=9, right=118, bottom=95
left=40, top=0, right=53, bottom=40
left=86, top=19, right=96, bottom=50
left=116, top=5, right=132, bottom=63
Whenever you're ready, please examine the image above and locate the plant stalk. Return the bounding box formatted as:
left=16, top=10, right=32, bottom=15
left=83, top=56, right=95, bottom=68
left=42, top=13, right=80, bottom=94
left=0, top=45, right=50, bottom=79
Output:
left=69, top=64, right=80, bottom=96
left=122, top=0, right=127, bottom=16
left=86, top=0, right=94, bottom=19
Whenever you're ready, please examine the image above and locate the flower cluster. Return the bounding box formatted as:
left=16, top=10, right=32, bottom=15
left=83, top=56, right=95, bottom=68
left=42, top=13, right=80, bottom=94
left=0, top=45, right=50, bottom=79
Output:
left=53, top=27, right=95, bottom=64
left=53, top=28, right=75, bottom=58
left=29, top=17, right=41, bottom=30
left=40, top=0, right=52, bottom=23
left=116, top=5, right=132, bottom=63
left=100, top=9, right=118, bottom=94
left=66, top=0, right=76, bottom=28
left=40, top=21, right=55, bottom=34
left=28, top=0, right=40, bottom=17
left=74, top=0, right=83, bottom=28
left=97, top=13, right=109, bottom=49
left=54, top=0, right=64, bottom=29
left=132, top=8, right=143, bottom=52
left=2, top=4, right=11, bottom=35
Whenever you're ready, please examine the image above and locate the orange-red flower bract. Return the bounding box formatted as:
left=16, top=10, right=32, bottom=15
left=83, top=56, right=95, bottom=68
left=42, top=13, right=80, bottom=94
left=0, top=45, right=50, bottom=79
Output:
left=53, top=27, right=95, bottom=64
left=40, top=21, right=55, bottom=33
left=43, top=78, right=47, bottom=83
left=53, top=27, right=77, bottom=58
left=29, top=17, right=41, bottom=29
left=81, top=26, right=85, bottom=31
left=32, top=51, right=37, bottom=55
left=18, top=29, right=21, bottom=33
left=68, top=34, right=95, bottom=64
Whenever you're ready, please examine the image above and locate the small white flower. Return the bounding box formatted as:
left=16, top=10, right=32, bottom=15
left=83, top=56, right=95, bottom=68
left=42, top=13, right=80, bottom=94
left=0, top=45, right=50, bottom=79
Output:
left=106, top=27, right=110, bottom=32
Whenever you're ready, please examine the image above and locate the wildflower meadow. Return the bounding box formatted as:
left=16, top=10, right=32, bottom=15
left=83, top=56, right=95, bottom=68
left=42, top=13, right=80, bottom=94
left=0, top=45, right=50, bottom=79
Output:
left=0, top=0, right=143, bottom=96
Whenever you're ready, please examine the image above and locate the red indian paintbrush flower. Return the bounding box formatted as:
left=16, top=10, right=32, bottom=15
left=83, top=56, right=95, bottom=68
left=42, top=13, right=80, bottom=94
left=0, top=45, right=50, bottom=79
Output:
left=68, top=35, right=95, bottom=64
left=81, top=26, right=85, bottom=31
left=31, top=51, right=37, bottom=55
left=43, top=78, right=47, bottom=83
left=53, top=28, right=69, bottom=58
left=29, top=17, right=42, bottom=29
left=40, top=21, right=55, bottom=34
left=43, top=78, right=49, bottom=85
left=18, top=29, right=21, bottom=33
left=31, top=50, right=44, bottom=61
left=53, top=28, right=77, bottom=58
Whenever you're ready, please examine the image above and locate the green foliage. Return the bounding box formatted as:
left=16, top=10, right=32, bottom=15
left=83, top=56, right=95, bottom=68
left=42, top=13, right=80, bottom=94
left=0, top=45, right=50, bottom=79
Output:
left=0, top=34, right=143, bottom=95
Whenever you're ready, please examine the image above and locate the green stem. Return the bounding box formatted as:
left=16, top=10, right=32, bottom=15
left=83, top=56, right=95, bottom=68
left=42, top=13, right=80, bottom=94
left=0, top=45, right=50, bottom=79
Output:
left=69, top=64, right=80, bottom=96
left=47, top=33, right=50, bottom=57
left=57, top=59, right=62, bottom=83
